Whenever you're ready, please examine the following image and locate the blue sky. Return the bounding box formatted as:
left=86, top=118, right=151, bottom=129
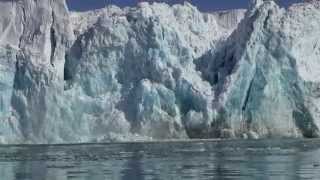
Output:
left=67, top=0, right=303, bottom=12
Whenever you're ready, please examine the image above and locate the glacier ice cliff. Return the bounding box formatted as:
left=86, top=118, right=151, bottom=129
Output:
left=0, top=0, right=319, bottom=144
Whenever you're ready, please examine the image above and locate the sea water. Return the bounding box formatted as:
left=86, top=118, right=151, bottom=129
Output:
left=0, top=139, right=320, bottom=180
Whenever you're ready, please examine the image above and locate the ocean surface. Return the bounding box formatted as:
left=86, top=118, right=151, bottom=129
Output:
left=0, top=139, right=320, bottom=180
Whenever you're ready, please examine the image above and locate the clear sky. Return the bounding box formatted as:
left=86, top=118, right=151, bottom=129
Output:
left=67, top=0, right=303, bottom=12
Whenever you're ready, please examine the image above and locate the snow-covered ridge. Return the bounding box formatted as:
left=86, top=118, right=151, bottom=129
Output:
left=0, top=0, right=319, bottom=144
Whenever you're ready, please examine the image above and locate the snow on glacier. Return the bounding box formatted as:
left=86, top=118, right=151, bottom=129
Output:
left=0, top=0, right=319, bottom=144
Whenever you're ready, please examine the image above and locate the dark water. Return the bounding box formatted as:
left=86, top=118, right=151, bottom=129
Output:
left=0, top=139, right=320, bottom=180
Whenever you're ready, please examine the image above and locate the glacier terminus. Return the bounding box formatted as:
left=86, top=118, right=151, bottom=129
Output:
left=0, top=0, right=320, bottom=144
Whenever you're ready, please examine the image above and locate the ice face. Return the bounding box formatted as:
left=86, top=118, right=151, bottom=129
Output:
left=63, top=2, right=233, bottom=142
left=0, top=0, right=319, bottom=144
left=198, top=1, right=320, bottom=138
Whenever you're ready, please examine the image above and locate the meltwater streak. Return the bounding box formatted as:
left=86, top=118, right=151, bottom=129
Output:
left=0, top=139, right=320, bottom=180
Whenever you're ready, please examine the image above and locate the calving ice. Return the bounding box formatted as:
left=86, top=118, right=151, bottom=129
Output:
left=0, top=0, right=319, bottom=144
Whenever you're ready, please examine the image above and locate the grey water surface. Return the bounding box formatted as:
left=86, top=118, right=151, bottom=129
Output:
left=0, top=139, right=320, bottom=180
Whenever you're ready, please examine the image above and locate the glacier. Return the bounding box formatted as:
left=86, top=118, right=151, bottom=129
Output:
left=0, top=0, right=319, bottom=144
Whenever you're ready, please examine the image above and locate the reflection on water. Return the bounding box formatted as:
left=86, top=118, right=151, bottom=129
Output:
left=0, top=139, right=320, bottom=180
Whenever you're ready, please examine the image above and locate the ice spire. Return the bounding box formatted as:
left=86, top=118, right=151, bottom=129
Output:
left=249, top=0, right=279, bottom=9
left=250, top=0, right=264, bottom=9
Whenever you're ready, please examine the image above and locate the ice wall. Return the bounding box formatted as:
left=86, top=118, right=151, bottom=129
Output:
left=197, top=0, right=320, bottom=138
left=0, top=0, right=319, bottom=144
